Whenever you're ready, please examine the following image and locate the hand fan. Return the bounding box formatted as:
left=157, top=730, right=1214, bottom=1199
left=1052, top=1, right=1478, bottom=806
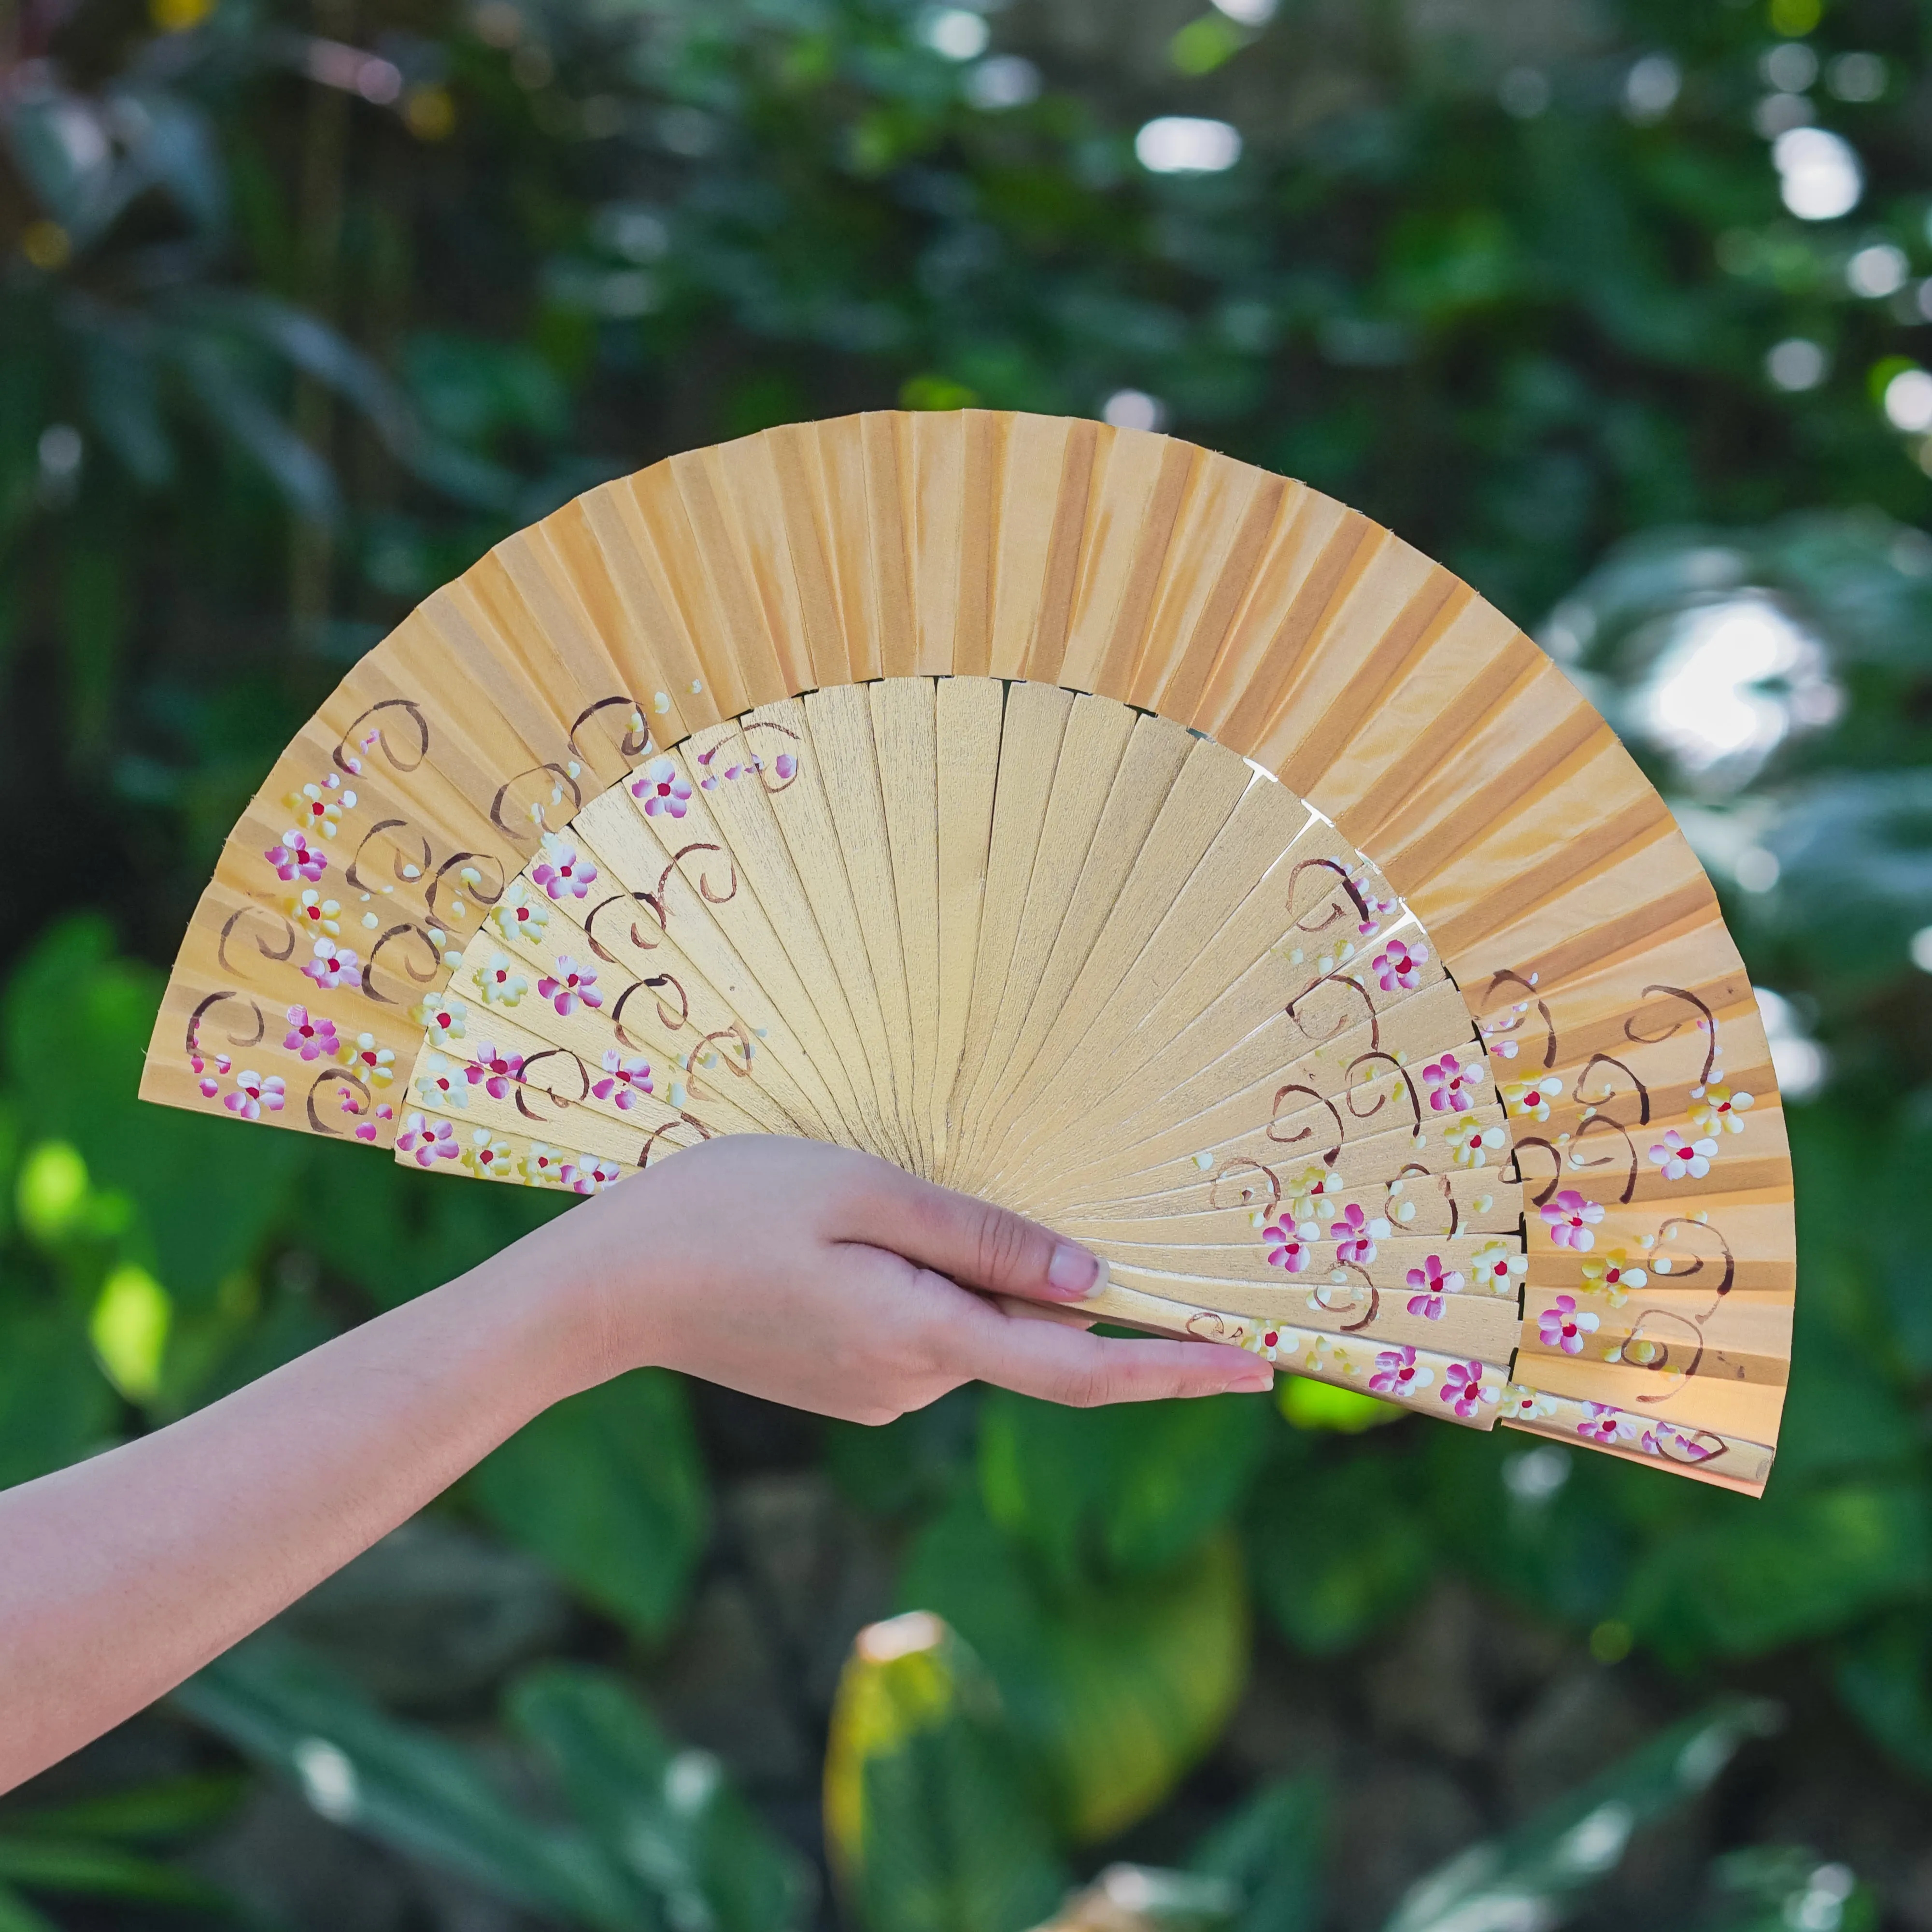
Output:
left=140, top=411, right=1793, bottom=1494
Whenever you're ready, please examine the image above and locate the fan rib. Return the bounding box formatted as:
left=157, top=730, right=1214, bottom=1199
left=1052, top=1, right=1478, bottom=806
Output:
left=137, top=411, right=1794, bottom=1493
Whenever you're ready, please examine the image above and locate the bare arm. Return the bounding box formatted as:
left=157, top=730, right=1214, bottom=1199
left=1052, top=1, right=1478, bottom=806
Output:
left=0, top=1136, right=1270, bottom=1792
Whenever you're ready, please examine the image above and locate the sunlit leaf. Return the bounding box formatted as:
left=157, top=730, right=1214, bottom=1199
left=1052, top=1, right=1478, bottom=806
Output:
left=900, top=1491, right=1249, bottom=1843
left=3, top=917, right=302, bottom=1303
left=824, top=1612, right=1065, bottom=1932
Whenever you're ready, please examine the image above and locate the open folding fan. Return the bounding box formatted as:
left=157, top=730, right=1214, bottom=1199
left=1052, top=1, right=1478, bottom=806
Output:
left=141, top=411, right=1794, bottom=1494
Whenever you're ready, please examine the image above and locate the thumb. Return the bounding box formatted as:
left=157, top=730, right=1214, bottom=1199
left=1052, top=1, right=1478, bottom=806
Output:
left=839, top=1165, right=1107, bottom=1305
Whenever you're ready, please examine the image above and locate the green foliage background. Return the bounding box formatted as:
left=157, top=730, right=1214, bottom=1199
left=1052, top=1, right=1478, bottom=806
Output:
left=1, top=0, right=1930, bottom=1925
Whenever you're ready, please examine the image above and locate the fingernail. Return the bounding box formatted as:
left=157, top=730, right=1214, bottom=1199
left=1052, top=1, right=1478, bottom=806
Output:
left=1222, top=1370, right=1274, bottom=1394
left=1047, top=1244, right=1105, bottom=1300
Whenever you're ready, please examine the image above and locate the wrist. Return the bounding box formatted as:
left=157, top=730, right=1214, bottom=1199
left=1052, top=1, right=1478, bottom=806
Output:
left=485, top=1178, right=671, bottom=1399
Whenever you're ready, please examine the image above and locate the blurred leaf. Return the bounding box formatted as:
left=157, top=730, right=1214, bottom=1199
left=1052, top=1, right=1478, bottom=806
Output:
left=826, top=1387, right=979, bottom=1521
left=405, top=334, right=570, bottom=450
left=1247, top=1449, right=1431, bottom=1654
left=72, top=315, right=173, bottom=488
left=1833, top=1615, right=1932, bottom=1785
left=1276, top=1376, right=1401, bottom=1434
left=0, top=1837, right=224, bottom=1907
left=3, top=916, right=301, bottom=1302
left=176, top=1634, right=639, bottom=1929
left=466, top=1368, right=709, bottom=1639
left=1036, top=1864, right=1241, bottom=1931
left=0, top=1302, right=117, bottom=1488
left=900, top=1490, right=1249, bottom=1843
left=976, top=1389, right=1268, bottom=1584
left=1383, top=1700, right=1782, bottom=1932
left=0, top=1884, right=57, bottom=1932
left=508, top=1661, right=814, bottom=1932
left=2, top=1772, right=248, bottom=1843
left=824, top=1612, right=1066, bottom=1932
left=1688, top=1847, right=1876, bottom=1932
left=1189, top=1777, right=1325, bottom=1932
left=1625, top=1482, right=1932, bottom=1662
left=171, top=338, right=337, bottom=521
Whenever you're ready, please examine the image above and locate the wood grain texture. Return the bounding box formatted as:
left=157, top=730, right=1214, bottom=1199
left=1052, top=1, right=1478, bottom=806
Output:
left=141, top=411, right=1793, bottom=1492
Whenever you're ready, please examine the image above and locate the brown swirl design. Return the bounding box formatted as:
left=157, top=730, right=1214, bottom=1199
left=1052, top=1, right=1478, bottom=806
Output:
left=346, top=818, right=434, bottom=896
left=612, top=974, right=689, bottom=1045
left=586, top=892, right=666, bottom=964
left=1625, top=983, right=1719, bottom=1087
left=1286, top=971, right=1379, bottom=1052
left=1575, top=1052, right=1650, bottom=1126
left=334, top=699, right=427, bottom=776
left=362, top=924, right=441, bottom=1005
left=490, top=764, right=584, bottom=844
left=515, top=1049, right=591, bottom=1123
left=217, top=905, right=298, bottom=977
left=1266, top=1084, right=1345, bottom=1164
left=306, top=1067, right=372, bottom=1135
left=638, top=1113, right=714, bottom=1165
left=570, top=695, right=652, bottom=761
left=428, top=851, right=505, bottom=921
left=1346, top=1051, right=1420, bottom=1130
left=1208, top=1157, right=1283, bottom=1212
left=1477, top=968, right=1557, bottom=1071
left=186, top=990, right=267, bottom=1054
left=1387, top=1162, right=1458, bottom=1237
left=1286, top=856, right=1369, bottom=934
left=1567, top=1113, right=1640, bottom=1204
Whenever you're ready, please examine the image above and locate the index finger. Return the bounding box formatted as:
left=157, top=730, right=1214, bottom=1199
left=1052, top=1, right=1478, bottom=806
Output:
left=947, top=1290, right=1274, bottom=1406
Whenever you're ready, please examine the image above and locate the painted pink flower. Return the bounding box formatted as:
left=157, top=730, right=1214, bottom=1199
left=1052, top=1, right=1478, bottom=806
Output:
left=1576, top=1401, right=1633, bottom=1447
left=1649, top=1130, right=1717, bottom=1181
left=1640, top=1423, right=1717, bottom=1463
left=1369, top=1346, right=1432, bottom=1397
left=224, top=1069, right=284, bottom=1120
left=467, top=1044, right=525, bottom=1100
left=773, top=751, right=798, bottom=781
left=633, top=757, right=692, bottom=819
left=1440, top=1360, right=1494, bottom=1419
left=353, top=1101, right=396, bottom=1144
left=189, top=1051, right=231, bottom=1080
left=537, top=956, right=601, bottom=1017
left=396, top=1112, right=459, bottom=1167
left=266, top=830, right=327, bottom=882
left=1333, top=1202, right=1382, bottom=1267
left=1422, top=1052, right=1474, bottom=1113
left=1262, top=1222, right=1310, bottom=1273
left=1541, top=1189, right=1604, bottom=1251
left=591, top=1049, right=654, bottom=1110
left=562, top=1156, right=623, bottom=1194
left=1356, top=887, right=1398, bottom=938
left=1405, top=1254, right=1464, bottom=1321
left=1537, top=1293, right=1599, bottom=1355
left=1372, top=938, right=1428, bottom=993
left=283, top=1005, right=339, bottom=1062
left=301, top=939, right=360, bottom=991
left=532, top=843, right=597, bottom=901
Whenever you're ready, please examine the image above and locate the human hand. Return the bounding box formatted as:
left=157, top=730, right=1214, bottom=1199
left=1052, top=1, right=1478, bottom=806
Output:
left=534, top=1136, right=1274, bottom=1422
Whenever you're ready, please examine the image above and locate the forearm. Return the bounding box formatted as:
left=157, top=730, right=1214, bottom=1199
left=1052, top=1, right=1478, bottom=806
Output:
left=0, top=1243, right=592, bottom=1793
